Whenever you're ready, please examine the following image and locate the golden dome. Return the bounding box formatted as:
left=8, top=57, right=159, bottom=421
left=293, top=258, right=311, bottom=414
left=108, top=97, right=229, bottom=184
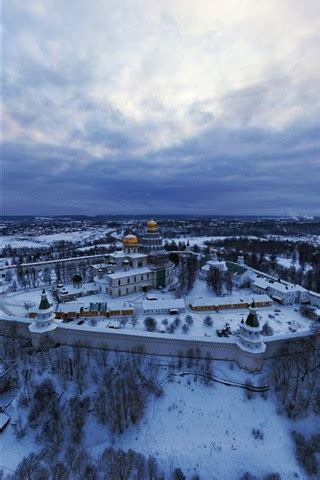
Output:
left=147, top=219, right=158, bottom=232
left=122, top=234, right=139, bottom=246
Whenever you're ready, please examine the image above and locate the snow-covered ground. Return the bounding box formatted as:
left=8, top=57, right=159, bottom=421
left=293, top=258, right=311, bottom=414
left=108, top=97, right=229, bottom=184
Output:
left=163, top=235, right=263, bottom=247
left=267, top=234, right=320, bottom=245
left=0, top=227, right=111, bottom=249
left=115, top=368, right=306, bottom=479
left=276, top=256, right=313, bottom=272
left=0, top=360, right=309, bottom=479
left=2, top=279, right=312, bottom=337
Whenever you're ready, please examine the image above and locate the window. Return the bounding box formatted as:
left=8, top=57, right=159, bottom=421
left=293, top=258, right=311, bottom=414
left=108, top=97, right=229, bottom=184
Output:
left=118, top=280, right=121, bottom=286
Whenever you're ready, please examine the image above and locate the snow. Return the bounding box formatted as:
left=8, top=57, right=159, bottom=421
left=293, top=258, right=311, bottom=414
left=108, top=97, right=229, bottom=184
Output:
left=1, top=358, right=308, bottom=478
left=108, top=267, right=151, bottom=280
left=1, top=279, right=313, bottom=337
left=0, top=227, right=110, bottom=249
left=189, top=293, right=271, bottom=308
left=85, top=362, right=305, bottom=479
left=142, top=298, right=185, bottom=312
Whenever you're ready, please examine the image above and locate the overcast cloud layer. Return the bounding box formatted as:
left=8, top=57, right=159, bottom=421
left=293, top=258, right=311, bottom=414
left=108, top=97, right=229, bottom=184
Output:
left=2, top=0, right=320, bottom=215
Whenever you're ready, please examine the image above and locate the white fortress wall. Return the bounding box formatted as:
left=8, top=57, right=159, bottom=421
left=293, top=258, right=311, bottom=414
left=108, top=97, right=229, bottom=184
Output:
left=0, top=316, right=318, bottom=373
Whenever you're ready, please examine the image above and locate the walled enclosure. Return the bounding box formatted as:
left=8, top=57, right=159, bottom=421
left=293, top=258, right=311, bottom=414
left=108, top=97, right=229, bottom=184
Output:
left=1, top=315, right=319, bottom=373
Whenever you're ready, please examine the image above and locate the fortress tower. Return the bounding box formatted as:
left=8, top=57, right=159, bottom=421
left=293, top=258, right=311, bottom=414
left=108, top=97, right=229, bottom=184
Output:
left=237, top=302, right=266, bottom=354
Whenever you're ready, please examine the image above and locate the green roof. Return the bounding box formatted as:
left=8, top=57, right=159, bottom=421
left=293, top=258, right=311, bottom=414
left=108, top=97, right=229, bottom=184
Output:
left=245, top=312, right=260, bottom=328
left=226, top=261, right=247, bottom=276
left=39, top=289, right=50, bottom=310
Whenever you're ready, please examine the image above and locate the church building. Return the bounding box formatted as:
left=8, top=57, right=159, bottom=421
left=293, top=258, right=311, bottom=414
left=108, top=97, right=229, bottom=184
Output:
left=94, top=220, right=175, bottom=297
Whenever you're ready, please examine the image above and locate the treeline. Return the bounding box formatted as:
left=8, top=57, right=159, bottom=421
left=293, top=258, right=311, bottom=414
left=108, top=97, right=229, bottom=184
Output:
left=268, top=337, right=320, bottom=477
left=6, top=447, right=195, bottom=480
left=163, top=219, right=320, bottom=238
left=209, top=238, right=320, bottom=265
left=206, top=267, right=233, bottom=296
left=269, top=337, right=320, bottom=419
left=208, top=237, right=320, bottom=293
left=1, top=238, right=119, bottom=265
left=10, top=259, right=96, bottom=290
left=177, top=256, right=198, bottom=295
left=244, top=254, right=320, bottom=293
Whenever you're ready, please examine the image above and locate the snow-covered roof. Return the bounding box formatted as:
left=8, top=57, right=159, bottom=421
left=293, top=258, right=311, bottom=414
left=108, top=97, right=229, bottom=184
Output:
left=201, top=260, right=226, bottom=272
left=142, top=298, right=185, bottom=311
left=252, top=278, right=269, bottom=290
left=107, top=267, right=152, bottom=280
left=58, top=282, right=97, bottom=295
left=309, top=290, right=320, bottom=298
left=109, top=251, right=147, bottom=259
left=225, top=261, right=248, bottom=276
left=253, top=278, right=300, bottom=294
left=57, top=299, right=134, bottom=313
left=189, top=294, right=271, bottom=308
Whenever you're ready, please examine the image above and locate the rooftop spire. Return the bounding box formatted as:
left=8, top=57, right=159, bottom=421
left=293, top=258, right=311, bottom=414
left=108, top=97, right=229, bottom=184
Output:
left=39, top=289, right=50, bottom=310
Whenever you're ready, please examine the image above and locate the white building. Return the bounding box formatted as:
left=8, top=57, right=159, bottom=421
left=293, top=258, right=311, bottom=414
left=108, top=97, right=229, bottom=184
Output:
left=94, top=221, right=175, bottom=297
left=142, top=298, right=185, bottom=315
left=309, top=291, right=320, bottom=308
left=251, top=277, right=306, bottom=305
left=225, top=261, right=256, bottom=288
left=199, top=251, right=227, bottom=280
left=189, top=294, right=272, bottom=312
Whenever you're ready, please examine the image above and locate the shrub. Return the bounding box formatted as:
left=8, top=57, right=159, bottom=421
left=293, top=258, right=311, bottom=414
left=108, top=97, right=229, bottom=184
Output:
left=204, top=315, right=213, bottom=327
left=252, top=428, right=264, bottom=440
left=166, top=323, right=176, bottom=334
left=173, top=316, right=181, bottom=327
left=182, top=324, right=190, bottom=334
left=185, top=314, right=194, bottom=325
left=261, top=322, right=273, bottom=336
left=240, top=473, right=258, bottom=480
left=144, top=317, right=157, bottom=332
left=173, top=467, right=186, bottom=480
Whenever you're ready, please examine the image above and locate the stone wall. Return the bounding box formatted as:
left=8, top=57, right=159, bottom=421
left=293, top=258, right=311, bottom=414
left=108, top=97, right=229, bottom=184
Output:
left=0, top=315, right=318, bottom=373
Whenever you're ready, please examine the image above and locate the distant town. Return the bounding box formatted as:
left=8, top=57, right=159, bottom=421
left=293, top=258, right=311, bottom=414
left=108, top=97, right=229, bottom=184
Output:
left=0, top=216, right=319, bottom=478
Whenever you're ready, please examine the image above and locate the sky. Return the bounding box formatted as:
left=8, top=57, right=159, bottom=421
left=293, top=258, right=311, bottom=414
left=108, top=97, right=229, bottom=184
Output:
left=2, top=0, right=320, bottom=216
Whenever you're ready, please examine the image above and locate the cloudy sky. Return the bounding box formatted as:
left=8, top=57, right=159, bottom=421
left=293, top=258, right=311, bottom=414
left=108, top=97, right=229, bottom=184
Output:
left=2, top=0, right=320, bottom=215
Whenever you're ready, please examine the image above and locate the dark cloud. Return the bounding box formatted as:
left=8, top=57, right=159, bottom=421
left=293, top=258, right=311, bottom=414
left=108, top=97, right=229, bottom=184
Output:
left=2, top=116, right=320, bottom=215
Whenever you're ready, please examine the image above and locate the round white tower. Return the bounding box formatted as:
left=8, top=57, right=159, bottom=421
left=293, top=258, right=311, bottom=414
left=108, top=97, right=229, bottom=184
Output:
left=34, top=289, right=56, bottom=329
left=237, top=302, right=266, bottom=353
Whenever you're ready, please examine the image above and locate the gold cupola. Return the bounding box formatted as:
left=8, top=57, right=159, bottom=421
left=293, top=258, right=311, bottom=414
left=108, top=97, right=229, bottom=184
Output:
left=122, top=234, right=139, bottom=246
left=147, top=219, right=158, bottom=232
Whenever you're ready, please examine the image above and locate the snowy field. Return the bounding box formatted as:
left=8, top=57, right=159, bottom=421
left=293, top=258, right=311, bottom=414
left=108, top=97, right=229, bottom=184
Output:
left=0, top=360, right=309, bottom=479
left=0, top=227, right=111, bottom=249
left=276, top=256, right=313, bottom=272
left=163, top=235, right=263, bottom=247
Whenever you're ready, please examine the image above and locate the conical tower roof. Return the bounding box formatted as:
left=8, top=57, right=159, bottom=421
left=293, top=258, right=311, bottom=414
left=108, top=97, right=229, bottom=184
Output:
left=39, top=289, right=51, bottom=310
left=245, top=301, right=260, bottom=328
